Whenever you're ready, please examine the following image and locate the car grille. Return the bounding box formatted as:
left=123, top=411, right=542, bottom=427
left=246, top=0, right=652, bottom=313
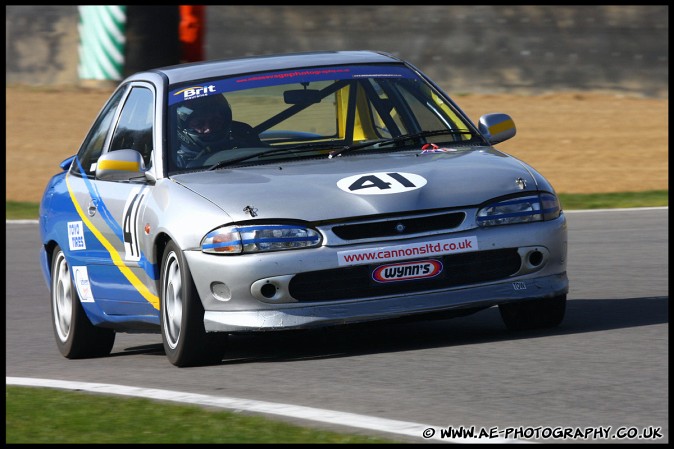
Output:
left=331, top=212, right=465, bottom=240
left=288, top=248, right=521, bottom=301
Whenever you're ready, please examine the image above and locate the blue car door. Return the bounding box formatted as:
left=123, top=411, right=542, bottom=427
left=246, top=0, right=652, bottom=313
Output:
left=64, top=83, right=160, bottom=323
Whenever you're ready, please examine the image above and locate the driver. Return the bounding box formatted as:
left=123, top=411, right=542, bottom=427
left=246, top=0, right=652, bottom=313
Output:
left=175, top=94, right=234, bottom=167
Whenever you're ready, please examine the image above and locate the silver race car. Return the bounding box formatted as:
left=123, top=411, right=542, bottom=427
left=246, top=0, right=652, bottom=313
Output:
left=40, top=50, right=568, bottom=367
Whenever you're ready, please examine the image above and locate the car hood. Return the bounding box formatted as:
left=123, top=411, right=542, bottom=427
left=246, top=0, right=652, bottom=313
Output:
left=170, top=147, right=539, bottom=222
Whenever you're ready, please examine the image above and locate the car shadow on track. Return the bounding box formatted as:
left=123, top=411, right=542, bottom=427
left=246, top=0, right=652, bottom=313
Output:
left=115, top=296, right=668, bottom=364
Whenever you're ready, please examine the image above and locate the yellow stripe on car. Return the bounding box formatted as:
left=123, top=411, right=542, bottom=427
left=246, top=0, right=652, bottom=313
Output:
left=65, top=173, right=160, bottom=309
left=489, top=118, right=515, bottom=135
left=97, top=159, right=140, bottom=171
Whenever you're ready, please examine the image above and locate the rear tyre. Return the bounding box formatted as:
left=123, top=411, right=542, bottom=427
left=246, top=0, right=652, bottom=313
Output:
left=160, top=241, right=227, bottom=367
left=50, top=245, right=115, bottom=358
left=499, top=294, right=566, bottom=331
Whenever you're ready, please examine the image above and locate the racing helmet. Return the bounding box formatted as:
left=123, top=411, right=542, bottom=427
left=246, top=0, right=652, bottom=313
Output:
left=176, top=94, right=233, bottom=158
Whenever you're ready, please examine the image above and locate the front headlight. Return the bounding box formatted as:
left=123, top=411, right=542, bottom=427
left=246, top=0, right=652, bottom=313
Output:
left=476, top=193, right=560, bottom=227
left=201, top=224, right=322, bottom=254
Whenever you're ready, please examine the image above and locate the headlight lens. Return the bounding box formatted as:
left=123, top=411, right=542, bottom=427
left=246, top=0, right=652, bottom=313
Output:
left=477, top=193, right=560, bottom=227
left=201, top=224, right=322, bottom=254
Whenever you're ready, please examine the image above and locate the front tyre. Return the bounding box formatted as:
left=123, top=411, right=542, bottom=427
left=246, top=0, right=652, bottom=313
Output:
left=160, top=241, right=227, bottom=367
left=50, top=245, right=115, bottom=358
left=499, top=294, right=567, bottom=331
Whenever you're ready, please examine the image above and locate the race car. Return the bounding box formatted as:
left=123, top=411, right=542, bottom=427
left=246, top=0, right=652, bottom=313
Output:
left=40, top=50, right=568, bottom=367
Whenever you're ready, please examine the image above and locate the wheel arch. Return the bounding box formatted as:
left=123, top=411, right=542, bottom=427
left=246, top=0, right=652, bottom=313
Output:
left=41, top=239, right=60, bottom=288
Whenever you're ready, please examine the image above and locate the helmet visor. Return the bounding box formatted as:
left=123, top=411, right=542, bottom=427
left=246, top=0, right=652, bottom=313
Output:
left=187, top=113, right=228, bottom=135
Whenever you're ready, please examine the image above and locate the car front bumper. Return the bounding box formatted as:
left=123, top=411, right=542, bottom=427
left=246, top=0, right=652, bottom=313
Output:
left=202, top=272, right=568, bottom=332
left=184, top=215, right=568, bottom=333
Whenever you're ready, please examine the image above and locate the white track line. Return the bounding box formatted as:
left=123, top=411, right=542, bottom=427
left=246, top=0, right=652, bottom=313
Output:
left=6, top=376, right=524, bottom=443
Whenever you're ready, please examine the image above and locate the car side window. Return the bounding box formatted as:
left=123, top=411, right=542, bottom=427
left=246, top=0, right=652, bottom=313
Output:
left=109, top=86, right=155, bottom=169
left=72, top=87, right=126, bottom=177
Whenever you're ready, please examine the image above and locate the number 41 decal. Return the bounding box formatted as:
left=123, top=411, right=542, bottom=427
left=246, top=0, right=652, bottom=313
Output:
left=122, top=186, right=148, bottom=261
left=337, top=172, right=427, bottom=195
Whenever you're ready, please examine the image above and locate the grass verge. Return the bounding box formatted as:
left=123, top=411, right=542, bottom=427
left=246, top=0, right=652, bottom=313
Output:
left=6, top=386, right=399, bottom=444
left=557, top=190, right=668, bottom=210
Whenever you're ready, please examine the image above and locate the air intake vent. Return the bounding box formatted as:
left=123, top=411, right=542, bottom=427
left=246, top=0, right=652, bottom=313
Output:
left=289, top=248, right=521, bottom=301
left=332, top=212, right=465, bottom=240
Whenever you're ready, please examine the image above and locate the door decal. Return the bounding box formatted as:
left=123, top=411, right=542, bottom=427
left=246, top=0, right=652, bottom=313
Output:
left=122, top=186, right=148, bottom=261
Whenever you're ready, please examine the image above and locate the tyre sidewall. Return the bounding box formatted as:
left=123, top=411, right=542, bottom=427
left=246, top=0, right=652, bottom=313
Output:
left=50, top=245, right=115, bottom=358
left=160, top=241, right=219, bottom=366
left=51, top=246, right=76, bottom=357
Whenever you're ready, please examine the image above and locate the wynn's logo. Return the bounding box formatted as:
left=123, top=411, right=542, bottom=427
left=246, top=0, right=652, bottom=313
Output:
left=372, top=259, right=442, bottom=283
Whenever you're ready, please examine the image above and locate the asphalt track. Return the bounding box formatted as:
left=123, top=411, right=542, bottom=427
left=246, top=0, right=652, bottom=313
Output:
left=6, top=208, right=669, bottom=444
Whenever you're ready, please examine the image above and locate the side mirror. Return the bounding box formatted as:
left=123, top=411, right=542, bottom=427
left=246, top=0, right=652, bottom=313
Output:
left=478, top=113, right=516, bottom=145
left=95, top=149, right=146, bottom=181
left=59, top=155, right=76, bottom=171
left=283, top=89, right=322, bottom=105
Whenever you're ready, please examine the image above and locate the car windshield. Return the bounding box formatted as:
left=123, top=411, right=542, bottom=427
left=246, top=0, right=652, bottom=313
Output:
left=167, top=64, right=480, bottom=173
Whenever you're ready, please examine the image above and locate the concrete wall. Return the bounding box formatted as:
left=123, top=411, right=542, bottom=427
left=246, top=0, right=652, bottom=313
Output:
left=5, top=5, right=668, bottom=97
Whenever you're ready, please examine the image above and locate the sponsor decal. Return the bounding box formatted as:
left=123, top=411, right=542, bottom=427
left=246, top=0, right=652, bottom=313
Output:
left=337, top=172, right=427, bottom=195
left=168, top=65, right=420, bottom=106
left=512, top=281, right=527, bottom=291
left=72, top=266, right=94, bottom=302
left=338, top=236, right=478, bottom=266
left=372, top=259, right=442, bottom=283
left=67, top=221, right=86, bottom=251
left=173, top=84, right=217, bottom=101
left=236, top=68, right=351, bottom=84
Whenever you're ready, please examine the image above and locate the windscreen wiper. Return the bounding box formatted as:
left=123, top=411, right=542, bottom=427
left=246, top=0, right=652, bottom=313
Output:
left=208, top=143, right=348, bottom=170
left=328, top=129, right=474, bottom=158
